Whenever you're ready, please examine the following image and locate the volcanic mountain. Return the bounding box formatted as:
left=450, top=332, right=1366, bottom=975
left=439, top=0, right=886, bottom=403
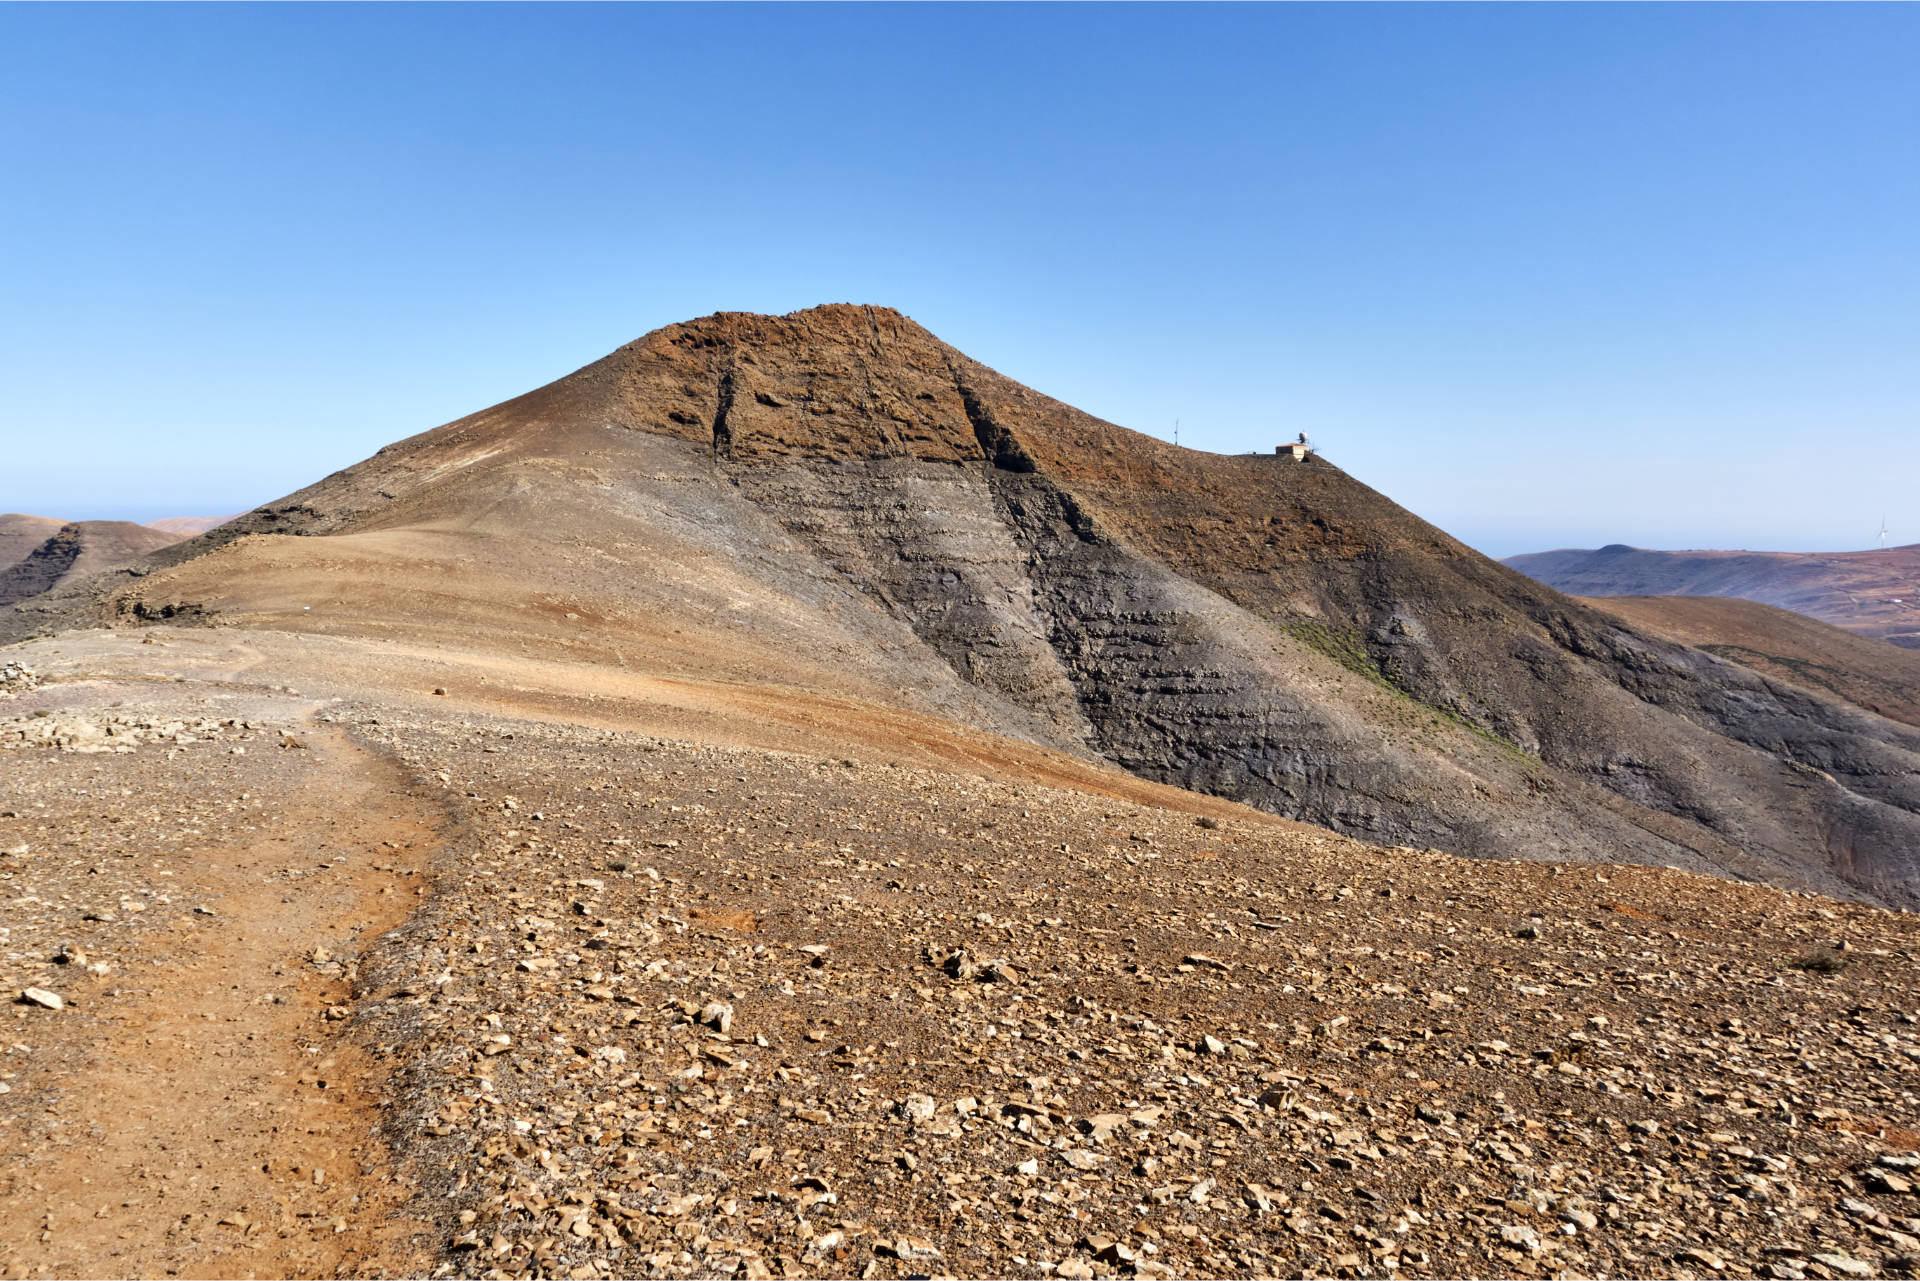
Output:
left=11, top=304, right=1920, bottom=905
left=1506, top=542, right=1920, bottom=649
left=0, top=517, right=183, bottom=607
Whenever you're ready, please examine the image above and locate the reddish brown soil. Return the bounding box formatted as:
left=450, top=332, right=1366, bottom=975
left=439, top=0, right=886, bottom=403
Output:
left=0, top=700, right=443, bottom=1279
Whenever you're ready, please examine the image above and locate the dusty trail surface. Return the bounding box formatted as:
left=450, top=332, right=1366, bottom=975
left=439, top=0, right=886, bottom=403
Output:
left=0, top=647, right=442, bottom=1278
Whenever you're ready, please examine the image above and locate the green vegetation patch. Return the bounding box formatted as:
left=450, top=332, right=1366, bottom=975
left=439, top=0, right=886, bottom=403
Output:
left=1283, top=619, right=1534, bottom=759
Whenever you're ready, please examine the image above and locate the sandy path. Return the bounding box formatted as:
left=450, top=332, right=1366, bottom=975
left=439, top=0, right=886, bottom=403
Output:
left=0, top=713, right=442, bottom=1280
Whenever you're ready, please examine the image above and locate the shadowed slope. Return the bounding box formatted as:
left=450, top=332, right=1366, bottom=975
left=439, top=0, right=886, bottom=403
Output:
left=1585, top=594, right=1920, bottom=730
left=11, top=304, right=1920, bottom=905
left=0, top=513, right=66, bottom=573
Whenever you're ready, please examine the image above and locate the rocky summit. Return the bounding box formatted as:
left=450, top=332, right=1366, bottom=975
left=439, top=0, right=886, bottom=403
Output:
left=3, top=305, right=1919, bottom=1281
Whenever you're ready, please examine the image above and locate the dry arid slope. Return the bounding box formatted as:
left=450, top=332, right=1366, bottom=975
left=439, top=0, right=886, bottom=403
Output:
left=0, top=520, right=183, bottom=607
left=1508, top=544, right=1920, bottom=650
left=1587, top=595, right=1920, bottom=731
left=6, top=307, right=1920, bottom=1281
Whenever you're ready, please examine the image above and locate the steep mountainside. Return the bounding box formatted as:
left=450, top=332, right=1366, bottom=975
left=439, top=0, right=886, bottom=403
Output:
left=0, top=519, right=182, bottom=607
left=1507, top=543, right=1920, bottom=649
left=10, top=304, right=1920, bottom=905
left=1583, top=594, right=1920, bottom=730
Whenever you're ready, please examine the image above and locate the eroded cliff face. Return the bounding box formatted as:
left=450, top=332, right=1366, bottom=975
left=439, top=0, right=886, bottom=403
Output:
left=20, top=304, right=1920, bottom=904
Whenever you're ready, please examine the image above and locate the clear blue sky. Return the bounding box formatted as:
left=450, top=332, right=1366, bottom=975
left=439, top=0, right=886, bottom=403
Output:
left=3, top=4, right=1915, bottom=557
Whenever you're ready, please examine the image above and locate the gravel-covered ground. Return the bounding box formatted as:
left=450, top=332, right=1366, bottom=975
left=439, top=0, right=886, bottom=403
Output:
left=3, top=630, right=1919, bottom=1280
left=357, top=711, right=1920, bottom=1281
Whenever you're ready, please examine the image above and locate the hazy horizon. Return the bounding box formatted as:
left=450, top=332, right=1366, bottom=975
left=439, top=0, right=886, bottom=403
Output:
left=3, top=5, right=1915, bottom=560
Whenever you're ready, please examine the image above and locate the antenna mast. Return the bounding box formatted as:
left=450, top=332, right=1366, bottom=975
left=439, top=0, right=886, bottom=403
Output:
left=1882, top=517, right=1890, bottom=550
left=1173, top=418, right=1179, bottom=448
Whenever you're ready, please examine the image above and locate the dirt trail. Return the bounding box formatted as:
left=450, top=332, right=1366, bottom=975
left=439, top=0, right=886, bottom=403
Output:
left=0, top=712, right=443, bottom=1280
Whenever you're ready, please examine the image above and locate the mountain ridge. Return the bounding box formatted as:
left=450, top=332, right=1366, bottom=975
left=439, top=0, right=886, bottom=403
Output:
left=1506, top=542, right=1920, bottom=649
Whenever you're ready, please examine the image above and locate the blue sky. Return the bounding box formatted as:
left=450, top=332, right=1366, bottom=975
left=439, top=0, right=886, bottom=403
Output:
left=2, top=4, right=1915, bottom=557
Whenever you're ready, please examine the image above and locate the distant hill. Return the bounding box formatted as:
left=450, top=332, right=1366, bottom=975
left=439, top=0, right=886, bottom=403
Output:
left=146, top=515, right=235, bottom=536
left=1585, top=595, right=1920, bottom=730
left=0, top=513, right=67, bottom=573
left=1506, top=543, right=1920, bottom=649
left=0, top=520, right=183, bottom=607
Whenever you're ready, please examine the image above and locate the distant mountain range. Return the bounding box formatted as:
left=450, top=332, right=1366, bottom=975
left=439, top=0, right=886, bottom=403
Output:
left=1505, top=543, right=1920, bottom=649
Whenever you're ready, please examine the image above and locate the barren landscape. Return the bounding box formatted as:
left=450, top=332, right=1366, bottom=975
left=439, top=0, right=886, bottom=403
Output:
left=1508, top=546, right=1920, bottom=651
left=1584, top=597, right=1920, bottom=731
left=5, top=306, right=1920, bottom=1281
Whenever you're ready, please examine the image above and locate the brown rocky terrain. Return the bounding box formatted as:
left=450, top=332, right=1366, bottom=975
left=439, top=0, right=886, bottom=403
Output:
left=0, top=521, right=183, bottom=608
left=1587, top=596, right=1920, bottom=731
left=4, top=306, right=1920, bottom=1279
left=3, top=629, right=1919, bottom=1281
left=1507, top=545, right=1920, bottom=651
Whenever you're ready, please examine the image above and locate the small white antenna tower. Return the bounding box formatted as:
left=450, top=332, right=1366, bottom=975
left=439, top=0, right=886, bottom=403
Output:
left=1882, top=517, right=1890, bottom=550
left=1173, top=418, right=1180, bottom=448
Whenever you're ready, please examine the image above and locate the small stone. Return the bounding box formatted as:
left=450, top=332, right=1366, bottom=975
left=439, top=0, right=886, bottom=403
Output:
left=1811, top=1254, right=1875, bottom=1278
left=1015, top=1158, right=1040, bottom=1176
left=1499, top=1224, right=1541, bottom=1252
left=1200, top=1034, right=1228, bottom=1055
left=699, top=1000, right=734, bottom=1034
left=1872, top=1172, right=1913, bottom=1195
left=897, top=1094, right=937, bottom=1121
left=1056, top=1260, right=1094, bottom=1281
left=20, top=988, right=63, bottom=1010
